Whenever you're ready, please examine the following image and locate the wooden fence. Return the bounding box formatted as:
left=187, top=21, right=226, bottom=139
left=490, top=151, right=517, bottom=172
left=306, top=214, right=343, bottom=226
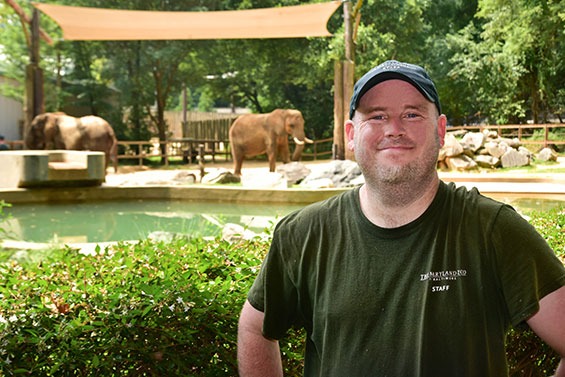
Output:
left=6, top=124, right=563, bottom=167
left=115, top=137, right=334, bottom=166
left=447, top=124, right=565, bottom=148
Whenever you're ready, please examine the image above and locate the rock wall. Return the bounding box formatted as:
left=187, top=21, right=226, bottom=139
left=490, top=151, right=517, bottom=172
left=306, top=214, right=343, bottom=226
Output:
left=438, top=129, right=558, bottom=171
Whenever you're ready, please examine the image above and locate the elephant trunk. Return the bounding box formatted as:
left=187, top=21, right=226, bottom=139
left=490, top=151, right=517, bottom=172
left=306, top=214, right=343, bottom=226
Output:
left=292, top=142, right=305, bottom=161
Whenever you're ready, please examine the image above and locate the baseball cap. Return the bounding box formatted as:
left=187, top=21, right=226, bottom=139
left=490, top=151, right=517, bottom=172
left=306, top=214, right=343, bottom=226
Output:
left=349, top=60, right=441, bottom=119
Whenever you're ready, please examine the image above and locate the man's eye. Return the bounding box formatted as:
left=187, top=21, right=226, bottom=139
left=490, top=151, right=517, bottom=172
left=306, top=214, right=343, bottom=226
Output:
left=406, top=113, right=420, bottom=119
left=371, top=114, right=385, bottom=121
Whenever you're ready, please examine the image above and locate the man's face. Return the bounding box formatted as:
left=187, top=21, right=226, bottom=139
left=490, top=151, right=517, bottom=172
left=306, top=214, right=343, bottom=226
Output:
left=346, top=79, right=446, bottom=186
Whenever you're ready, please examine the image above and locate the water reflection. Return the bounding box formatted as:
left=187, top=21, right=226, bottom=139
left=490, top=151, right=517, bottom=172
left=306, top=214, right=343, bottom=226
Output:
left=1, top=197, right=562, bottom=244
left=1, top=200, right=304, bottom=244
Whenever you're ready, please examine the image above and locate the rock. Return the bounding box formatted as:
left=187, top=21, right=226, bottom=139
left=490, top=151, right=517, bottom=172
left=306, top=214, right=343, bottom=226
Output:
left=147, top=231, right=188, bottom=242
left=483, top=129, right=499, bottom=140
left=461, top=132, right=484, bottom=152
left=276, top=162, right=311, bottom=185
left=300, top=160, right=362, bottom=188
left=172, top=171, right=198, bottom=184
left=517, top=146, right=533, bottom=160
left=537, top=147, right=558, bottom=162
left=300, top=178, right=335, bottom=189
left=241, top=171, right=287, bottom=189
left=442, top=133, right=464, bottom=157
left=474, top=155, right=500, bottom=169
left=484, top=141, right=507, bottom=158
left=201, top=169, right=241, bottom=184
left=222, top=223, right=257, bottom=242
left=445, top=154, right=478, bottom=171
left=506, top=137, right=522, bottom=149
left=501, top=148, right=530, bottom=168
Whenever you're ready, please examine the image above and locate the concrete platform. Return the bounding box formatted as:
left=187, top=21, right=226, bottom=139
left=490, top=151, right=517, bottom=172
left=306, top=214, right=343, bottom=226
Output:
left=0, top=150, right=106, bottom=188
left=0, top=158, right=564, bottom=204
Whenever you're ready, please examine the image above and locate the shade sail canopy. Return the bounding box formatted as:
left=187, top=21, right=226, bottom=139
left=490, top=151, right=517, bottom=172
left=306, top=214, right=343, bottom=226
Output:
left=33, top=1, right=341, bottom=41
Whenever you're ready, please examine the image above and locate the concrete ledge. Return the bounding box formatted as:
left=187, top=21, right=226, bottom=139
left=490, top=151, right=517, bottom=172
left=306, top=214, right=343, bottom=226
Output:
left=0, top=150, right=105, bottom=188
left=0, top=184, right=350, bottom=205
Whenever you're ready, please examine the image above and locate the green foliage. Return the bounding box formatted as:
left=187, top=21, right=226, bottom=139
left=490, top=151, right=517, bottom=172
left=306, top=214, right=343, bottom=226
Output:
left=0, top=207, right=563, bottom=375
left=446, top=0, right=565, bottom=125
left=505, top=206, right=564, bottom=377
left=0, top=237, right=272, bottom=376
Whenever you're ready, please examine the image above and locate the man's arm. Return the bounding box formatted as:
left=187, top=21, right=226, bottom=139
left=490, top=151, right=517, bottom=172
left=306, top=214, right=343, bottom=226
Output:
left=238, top=300, right=283, bottom=377
left=526, top=285, right=565, bottom=377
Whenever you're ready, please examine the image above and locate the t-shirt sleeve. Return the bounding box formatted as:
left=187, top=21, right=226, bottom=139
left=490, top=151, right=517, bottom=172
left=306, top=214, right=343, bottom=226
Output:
left=247, top=219, right=302, bottom=340
left=491, top=205, right=565, bottom=327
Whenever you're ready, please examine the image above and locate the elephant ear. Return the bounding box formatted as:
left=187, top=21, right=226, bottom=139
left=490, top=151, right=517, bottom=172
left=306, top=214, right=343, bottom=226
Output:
left=267, top=109, right=287, bottom=134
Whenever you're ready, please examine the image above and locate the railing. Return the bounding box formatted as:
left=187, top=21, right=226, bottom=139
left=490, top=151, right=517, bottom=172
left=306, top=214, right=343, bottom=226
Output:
left=117, top=137, right=334, bottom=166
left=6, top=124, right=562, bottom=166
left=117, top=139, right=231, bottom=166
left=448, top=124, right=565, bottom=148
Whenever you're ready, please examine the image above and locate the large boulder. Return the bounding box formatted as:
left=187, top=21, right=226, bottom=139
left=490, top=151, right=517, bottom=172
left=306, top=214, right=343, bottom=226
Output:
left=460, top=132, right=485, bottom=153
left=501, top=148, right=530, bottom=168
left=300, top=160, right=362, bottom=188
left=276, top=162, right=311, bottom=185
left=445, top=154, right=478, bottom=171
left=537, top=147, right=558, bottom=162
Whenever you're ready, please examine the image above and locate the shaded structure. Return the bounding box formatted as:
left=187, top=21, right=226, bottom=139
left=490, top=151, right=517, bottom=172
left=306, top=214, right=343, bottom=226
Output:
left=32, top=2, right=341, bottom=40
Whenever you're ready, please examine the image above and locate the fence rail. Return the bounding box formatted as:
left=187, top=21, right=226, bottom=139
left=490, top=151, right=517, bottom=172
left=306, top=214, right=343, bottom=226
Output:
left=6, top=124, right=563, bottom=167
left=448, top=124, right=565, bottom=148
left=116, top=137, right=334, bottom=166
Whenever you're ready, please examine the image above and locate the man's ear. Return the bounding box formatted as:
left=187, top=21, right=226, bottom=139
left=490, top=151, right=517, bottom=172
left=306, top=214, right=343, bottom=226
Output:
left=345, top=120, right=355, bottom=151
left=437, top=115, right=447, bottom=147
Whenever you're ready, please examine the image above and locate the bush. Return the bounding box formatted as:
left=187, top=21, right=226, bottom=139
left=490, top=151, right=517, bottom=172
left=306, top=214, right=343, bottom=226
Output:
left=505, top=206, right=564, bottom=377
left=0, top=207, right=562, bottom=376
left=0, top=238, right=271, bottom=376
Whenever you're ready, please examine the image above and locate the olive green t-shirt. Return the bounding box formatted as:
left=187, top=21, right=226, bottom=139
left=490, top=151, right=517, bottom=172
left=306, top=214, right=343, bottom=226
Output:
left=247, top=181, right=565, bottom=376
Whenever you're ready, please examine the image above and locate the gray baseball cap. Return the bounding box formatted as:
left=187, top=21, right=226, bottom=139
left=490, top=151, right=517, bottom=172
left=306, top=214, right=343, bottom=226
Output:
left=349, top=60, right=441, bottom=119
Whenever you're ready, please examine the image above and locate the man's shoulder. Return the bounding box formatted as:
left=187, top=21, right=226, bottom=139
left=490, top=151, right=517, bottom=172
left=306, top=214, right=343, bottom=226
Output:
left=277, top=187, right=358, bottom=227
left=440, top=181, right=512, bottom=221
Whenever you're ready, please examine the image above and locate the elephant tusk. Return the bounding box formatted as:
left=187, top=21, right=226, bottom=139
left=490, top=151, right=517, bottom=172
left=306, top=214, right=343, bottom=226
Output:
left=304, top=137, right=314, bottom=144
left=293, top=137, right=305, bottom=145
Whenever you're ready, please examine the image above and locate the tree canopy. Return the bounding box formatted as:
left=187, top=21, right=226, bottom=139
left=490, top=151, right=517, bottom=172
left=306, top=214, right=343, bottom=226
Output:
left=0, top=0, right=563, bottom=143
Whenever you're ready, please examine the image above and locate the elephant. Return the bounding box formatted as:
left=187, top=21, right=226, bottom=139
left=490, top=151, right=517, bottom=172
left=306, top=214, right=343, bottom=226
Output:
left=25, top=112, right=119, bottom=173
left=228, top=109, right=313, bottom=175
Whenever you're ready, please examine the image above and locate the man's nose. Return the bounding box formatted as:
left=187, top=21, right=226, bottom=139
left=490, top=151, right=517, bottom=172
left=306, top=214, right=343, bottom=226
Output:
left=384, top=118, right=406, bottom=138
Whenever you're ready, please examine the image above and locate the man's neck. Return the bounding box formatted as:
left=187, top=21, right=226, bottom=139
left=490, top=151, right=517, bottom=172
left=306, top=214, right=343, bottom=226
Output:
left=359, top=174, right=440, bottom=228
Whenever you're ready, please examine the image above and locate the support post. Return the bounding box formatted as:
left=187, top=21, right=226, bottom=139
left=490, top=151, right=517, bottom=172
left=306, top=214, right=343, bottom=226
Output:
left=24, top=9, right=44, bottom=133
left=332, top=1, right=356, bottom=160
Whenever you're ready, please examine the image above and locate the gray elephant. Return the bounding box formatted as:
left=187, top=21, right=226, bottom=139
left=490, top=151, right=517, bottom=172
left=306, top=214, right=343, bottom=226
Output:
left=228, top=109, right=313, bottom=175
left=25, top=112, right=119, bottom=172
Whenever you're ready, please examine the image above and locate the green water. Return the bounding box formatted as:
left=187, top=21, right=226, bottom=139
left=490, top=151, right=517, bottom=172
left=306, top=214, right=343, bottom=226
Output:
left=1, top=200, right=304, bottom=244
left=1, top=197, right=562, bottom=244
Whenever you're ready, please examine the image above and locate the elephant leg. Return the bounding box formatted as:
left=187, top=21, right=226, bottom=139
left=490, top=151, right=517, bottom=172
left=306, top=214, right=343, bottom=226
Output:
left=276, top=136, right=290, bottom=163
left=232, top=148, right=244, bottom=175
left=267, top=150, right=277, bottom=172
left=278, top=144, right=290, bottom=163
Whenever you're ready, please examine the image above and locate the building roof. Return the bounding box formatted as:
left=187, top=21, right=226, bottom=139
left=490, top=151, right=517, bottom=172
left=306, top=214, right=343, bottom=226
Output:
left=33, top=1, right=342, bottom=41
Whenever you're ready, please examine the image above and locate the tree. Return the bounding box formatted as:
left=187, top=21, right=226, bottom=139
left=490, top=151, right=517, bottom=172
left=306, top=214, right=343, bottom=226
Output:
left=446, top=0, right=565, bottom=124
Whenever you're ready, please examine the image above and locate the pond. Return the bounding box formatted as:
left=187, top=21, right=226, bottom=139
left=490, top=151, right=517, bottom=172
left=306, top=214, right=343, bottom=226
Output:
left=1, top=196, right=563, bottom=245
left=1, top=200, right=304, bottom=244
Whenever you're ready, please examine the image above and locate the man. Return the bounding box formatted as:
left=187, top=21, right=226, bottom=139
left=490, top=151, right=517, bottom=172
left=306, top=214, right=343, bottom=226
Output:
left=0, top=135, right=10, bottom=150
left=237, top=60, right=565, bottom=376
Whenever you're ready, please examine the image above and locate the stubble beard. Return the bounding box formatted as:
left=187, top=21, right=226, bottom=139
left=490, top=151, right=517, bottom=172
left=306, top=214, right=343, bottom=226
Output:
left=358, top=141, right=441, bottom=206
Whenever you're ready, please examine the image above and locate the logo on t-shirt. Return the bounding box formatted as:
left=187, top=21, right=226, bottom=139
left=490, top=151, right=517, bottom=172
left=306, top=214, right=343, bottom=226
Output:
left=420, top=269, right=467, bottom=293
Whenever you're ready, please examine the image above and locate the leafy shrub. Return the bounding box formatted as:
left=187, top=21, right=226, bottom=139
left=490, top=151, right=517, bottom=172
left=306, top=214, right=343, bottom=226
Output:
left=0, top=238, right=272, bottom=376
left=0, top=207, right=562, bottom=376
left=506, top=206, right=564, bottom=377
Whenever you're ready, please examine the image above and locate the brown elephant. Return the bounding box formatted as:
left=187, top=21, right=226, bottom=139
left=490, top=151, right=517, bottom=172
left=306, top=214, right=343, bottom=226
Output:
left=228, top=109, right=313, bottom=175
left=25, top=112, right=119, bottom=173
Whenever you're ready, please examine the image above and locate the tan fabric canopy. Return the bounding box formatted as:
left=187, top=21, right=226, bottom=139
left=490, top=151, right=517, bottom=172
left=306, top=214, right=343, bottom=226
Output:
left=33, top=1, right=341, bottom=41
